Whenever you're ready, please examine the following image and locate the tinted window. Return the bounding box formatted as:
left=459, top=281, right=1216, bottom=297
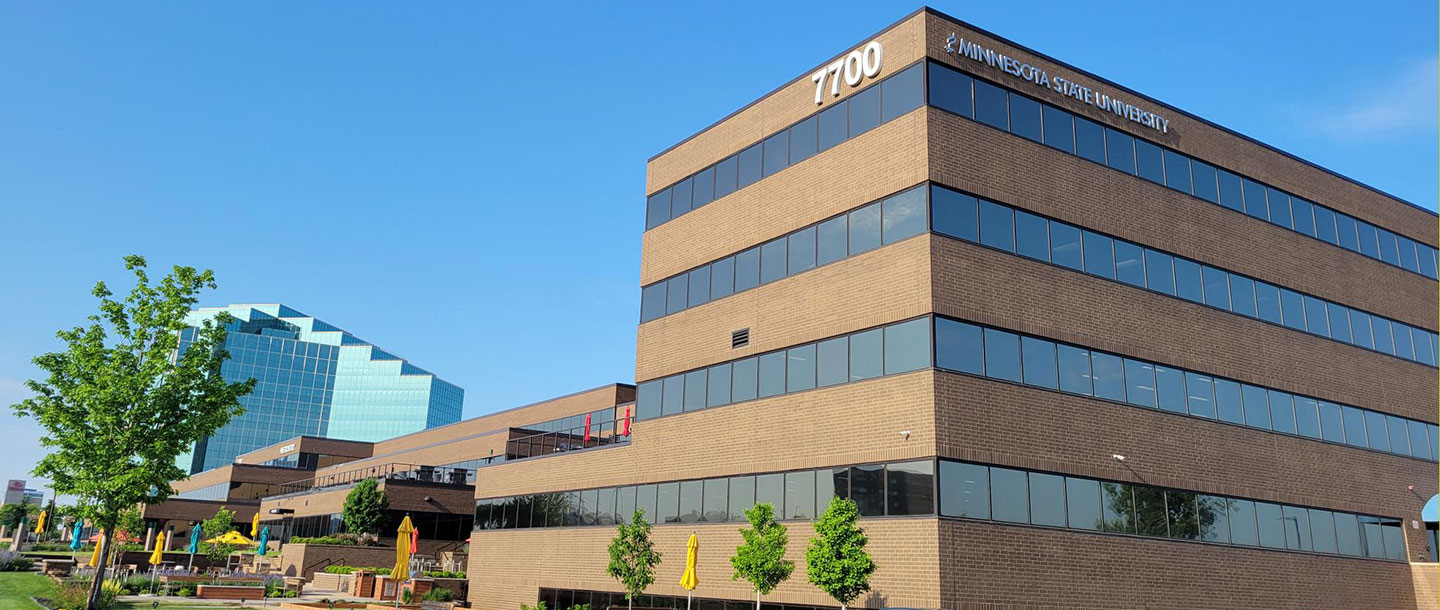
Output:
left=737, top=143, right=763, bottom=188
left=1021, top=337, right=1058, bottom=389
left=816, top=337, right=848, bottom=388
left=940, top=461, right=989, bottom=518
left=640, top=283, right=667, bottom=323
left=1134, top=140, right=1164, bottom=184
left=702, top=479, right=728, bottom=522
left=730, top=357, right=757, bottom=402
left=849, top=328, right=883, bottom=381
left=1266, top=188, right=1292, bottom=229
left=884, top=318, right=931, bottom=374
left=755, top=473, right=784, bottom=512
left=1241, top=179, right=1267, bottom=220
left=1335, top=213, right=1359, bottom=252
left=882, top=186, right=927, bottom=244
left=1242, top=384, right=1270, bottom=430
left=784, top=470, right=815, bottom=520
left=979, top=199, right=1014, bottom=252
left=1326, top=303, right=1351, bottom=343
left=887, top=461, right=934, bottom=515
left=973, top=79, right=1008, bottom=130
left=1198, top=495, right=1230, bottom=543
left=727, top=476, right=754, bottom=520
left=1058, top=344, right=1092, bottom=395
left=1009, top=93, right=1042, bottom=142
left=646, top=189, right=671, bottom=229
left=1334, top=512, right=1362, bottom=556
left=661, top=375, right=684, bottom=416
left=1124, top=358, right=1156, bottom=408
left=849, top=203, right=881, bottom=254
left=1165, top=490, right=1198, bottom=539
left=1279, top=289, right=1306, bottom=331
left=789, top=117, right=817, bottom=165
left=688, top=266, right=710, bottom=308
left=1282, top=505, right=1311, bottom=551
left=1397, top=236, right=1420, bottom=272
left=1293, top=397, right=1320, bottom=439
left=1082, top=231, right=1114, bottom=279
left=816, top=216, right=847, bottom=266
left=1191, top=160, right=1218, bottom=202
left=1372, top=317, right=1394, bottom=354
left=849, top=465, right=884, bottom=517
left=931, top=185, right=978, bottom=241
left=1101, top=482, right=1134, bottom=533
left=656, top=483, right=680, bottom=524
left=1066, top=477, right=1103, bottom=530
left=762, top=132, right=788, bottom=178
left=1163, top=149, right=1191, bottom=193
left=758, top=352, right=785, bottom=398
left=935, top=318, right=984, bottom=375
left=928, top=63, right=973, bottom=118
left=1303, top=296, right=1329, bottom=337
left=1386, top=415, right=1411, bottom=457
left=635, top=381, right=661, bottom=421
left=1184, top=372, right=1214, bottom=418
left=707, top=363, right=732, bottom=407
left=1091, top=352, right=1126, bottom=402
left=848, top=86, right=881, bottom=136
left=1104, top=128, right=1135, bottom=174
left=734, top=248, right=760, bottom=292
left=671, top=178, right=692, bottom=218
left=677, top=480, right=702, bottom=523
left=1027, top=472, right=1065, bottom=527
left=990, top=467, right=1028, bottom=523
left=1309, top=509, right=1337, bottom=554
left=1201, top=266, right=1229, bottom=310
left=817, top=100, right=848, bottom=152
left=1143, top=249, right=1174, bottom=295
left=1267, top=390, right=1296, bottom=434
left=1409, top=420, right=1432, bottom=460
left=636, top=485, right=658, bottom=524
left=997, top=210, right=1045, bottom=264
left=1313, top=206, right=1339, bottom=244
left=1318, top=401, right=1345, bottom=443
left=1217, top=169, right=1244, bottom=212
left=983, top=328, right=1022, bottom=382
left=1042, top=105, right=1074, bottom=153
left=759, top=238, right=787, bottom=285
left=789, top=227, right=816, bottom=275
left=1214, top=378, right=1244, bottom=424
left=882, top=64, right=924, bottom=120
left=710, top=257, right=735, bottom=300
left=1376, top=228, right=1398, bottom=265
left=1255, top=282, right=1282, bottom=324
left=1291, top=197, right=1315, bottom=236
left=1114, top=241, right=1145, bottom=287
left=666, top=276, right=688, bottom=315
left=786, top=344, right=816, bottom=393
left=1255, top=502, right=1285, bottom=548
left=1174, top=258, right=1203, bottom=303
left=1074, top=116, right=1105, bottom=164
left=1341, top=406, right=1368, bottom=448
left=1228, top=499, right=1258, bottom=546
left=1154, top=365, right=1186, bottom=414
left=684, top=370, right=707, bottom=412
left=1050, top=222, right=1083, bottom=271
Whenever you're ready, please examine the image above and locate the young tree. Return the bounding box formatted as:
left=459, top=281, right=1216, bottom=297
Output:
left=342, top=479, right=390, bottom=536
left=730, top=503, right=794, bottom=610
left=0, top=502, right=38, bottom=532
left=805, top=497, right=876, bottom=610
left=607, top=510, right=661, bottom=610
left=117, top=506, right=146, bottom=542
left=9, top=255, right=254, bottom=610
left=201, top=507, right=239, bottom=563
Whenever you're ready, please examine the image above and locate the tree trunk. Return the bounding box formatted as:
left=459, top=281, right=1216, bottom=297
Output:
left=86, top=530, right=113, bottom=610
left=755, top=591, right=761, bottom=610
left=628, top=593, right=633, bottom=610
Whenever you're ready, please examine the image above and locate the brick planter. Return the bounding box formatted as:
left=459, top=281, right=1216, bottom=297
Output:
left=196, top=584, right=268, bottom=600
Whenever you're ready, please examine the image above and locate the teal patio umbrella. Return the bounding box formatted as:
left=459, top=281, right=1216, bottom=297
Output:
left=256, top=526, right=270, bottom=556
left=186, top=524, right=202, bottom=572
left=69, top=520, right=83, bottom=563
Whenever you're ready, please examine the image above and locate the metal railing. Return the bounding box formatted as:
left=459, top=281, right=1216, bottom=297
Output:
left=273, top=463, right=473, bottom=496
left=505, top=415, right=631, bottom=462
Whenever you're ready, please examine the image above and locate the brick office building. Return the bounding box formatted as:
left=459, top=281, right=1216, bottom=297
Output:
left=465, top=7, right=1440, bottom=610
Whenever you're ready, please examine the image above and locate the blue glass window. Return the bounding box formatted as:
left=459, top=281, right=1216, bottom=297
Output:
left=1050, top=222, right=1083, bottom=271
left=788, top=227, right=816, bottom=275
left=1217, top=170, right=1244, bottom=212
left=1104, top=128, right=1135, bottom=174
left=1228, top=275, right=1256, bottom=318
left=849, top=203, right=882, bottom=255
left=1134, top=140, right=1164, bottom=184
left=762, top=132, right=788, bottom=178
left=1042, top=105, right=1074, bottom=153
left=1009, top=93, right=1042, bottom=142
left=979, top=200, right=1014, bottom=252
left=983, top=328, right=1022, bottom=382
left=931, top=186, right=977, bottom=241
left=974, top=79, right=1009, bottom=130
left=1143, top=249, right=1174, bottom=295
left=935, top=318, right=983, bottom=375
left=929, top=64, right=973, bottom=118
left=1191, top=160, right=1218, bottom=203
left=848, top=85, right=881, bottom=137
left=1174, top=258, right=1204, bottom=304
left=1163, top=149, right=1191, bottom=193
left=1241, top=178, right=1267, bottom=221
left=789, top=117, right=817, bottom=165
left=1074, top=116, right=1105, bottom=164
left=1082, top=231, right=1114, bottom=279
left=1114, top=241, right=1145, bottom=287
left=1014, top=210, right=1049, bottom=261
left=816, top=216, right=847, bottom=266
left=1265, top=187, right=1291, bottom=229
left=818, top=100, right=848, bottom=153
left=881, top=63, right=924, bottom=121
left=1124, top=359, right=1156, bottom=408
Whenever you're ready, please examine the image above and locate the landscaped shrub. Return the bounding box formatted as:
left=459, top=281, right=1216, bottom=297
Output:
left=0, top=550, right=35, bottom=571
left=424, top=588, right=455, bottom=602
left=176, top=587, right=195, bottom=597
left=322, top=565, right=359, bottom=574
left=120, top=575, right=155, bottom=595
left=520, top=601, right=549, bottom=610
left=423, top=570, right=465, bottom=579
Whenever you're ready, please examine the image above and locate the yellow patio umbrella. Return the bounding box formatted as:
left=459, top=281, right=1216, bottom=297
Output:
left=148, top=532, right=167, bottom=566
left=250, top=512, right=260, bottom=537
left=391, top=515, right=414, bottom=583
left=88, top=529, right=105, bottom=567
left=32, top=510, right=47, bottom=534
left=205, top=530, right=253, bottom=545
left=679, top=533, right=699, bottom=610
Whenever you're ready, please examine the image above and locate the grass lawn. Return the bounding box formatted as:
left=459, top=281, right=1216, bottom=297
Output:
left=0, top=571, right=56, bottom=609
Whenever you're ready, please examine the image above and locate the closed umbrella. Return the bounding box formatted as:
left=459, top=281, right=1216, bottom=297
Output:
left=33, top=510, right=47, bottom=535
left=679, top=533, right=699, bottom=610
left=250, top=512, right=260, bottom=537
left=88, top=529, right=104, bottom=567
left=391, top=516, right=414, bottom=583
left=148, top=531, right=166, bottom=593
left=69, top=520, right=83, bottom=563
left=410, top=524, right=418, bottom=556
left=583, top=413, right=592, bottom=443
left=257, top=527, right=270, bottom=556
left=187, top=525, right=201, bottom=573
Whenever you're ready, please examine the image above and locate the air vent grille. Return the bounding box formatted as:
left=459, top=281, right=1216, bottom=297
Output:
left=731, top=328, right=750, bottom=349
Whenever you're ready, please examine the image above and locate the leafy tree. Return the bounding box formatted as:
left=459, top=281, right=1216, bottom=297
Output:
left=9, top=255, right=254, bottom=610
left=342, top=479, right=389, bottom=536
left=201, top=507, right=239, bottom=563
left=117, top=506, right=145, bottom=541
left=0, top=502, right=38, bottom=530
left=730, top=503, right=793, bottom=610
left=805, top=497, right=876, bottom=610
left=606, top=510, right=661, bottom=610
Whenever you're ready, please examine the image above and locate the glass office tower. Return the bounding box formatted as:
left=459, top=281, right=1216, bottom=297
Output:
left=177, top=304, right=463, bottom=473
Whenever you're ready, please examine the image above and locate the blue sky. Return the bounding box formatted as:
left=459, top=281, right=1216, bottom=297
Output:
left=1, top=1, right=1435, bottom=494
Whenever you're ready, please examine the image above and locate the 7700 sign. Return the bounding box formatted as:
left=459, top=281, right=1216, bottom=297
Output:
left=810, top=40, right=883, bottom=104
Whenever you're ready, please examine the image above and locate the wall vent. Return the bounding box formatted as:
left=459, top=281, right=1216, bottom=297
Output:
left=731, top=328, right=750, bottom=349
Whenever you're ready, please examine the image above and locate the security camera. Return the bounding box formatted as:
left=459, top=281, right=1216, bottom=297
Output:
left=1112, top=454, right=1125, bottom=461
left=900, top=430, right=911, bottom=439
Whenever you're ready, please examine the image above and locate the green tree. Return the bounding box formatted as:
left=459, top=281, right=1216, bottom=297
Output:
left=805, top=497, right=876, bottom=610
left=0, top=502, right=38, bottom=531
left=342, top=479, right=390, bottom=536
left=117, top=506, right=145, bottom=542
left=606, top=510, right=661, bottom=610
left=730, top=502, right=793, bottom=610
left=9, top=255, right=254, bottom=610
left=201, top=507, right=239, bottom=563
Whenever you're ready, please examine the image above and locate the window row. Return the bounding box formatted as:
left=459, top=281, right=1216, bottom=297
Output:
left=634, top=317, right=931, bottom=421
left=939, top=459, right=1407, bottom=561
left=473, top=459, right=935, bottom=530
left=173, top=482, right=228, bottom=501
left=934, top=315, right=1439, bottom=462
left=930, top=183, right=1440, bottom=368
left=927, top=60, right=1440, bottom=280
left=645, top=63, right=925, bottom=230
left=640, top=185, right=927, bottom=322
